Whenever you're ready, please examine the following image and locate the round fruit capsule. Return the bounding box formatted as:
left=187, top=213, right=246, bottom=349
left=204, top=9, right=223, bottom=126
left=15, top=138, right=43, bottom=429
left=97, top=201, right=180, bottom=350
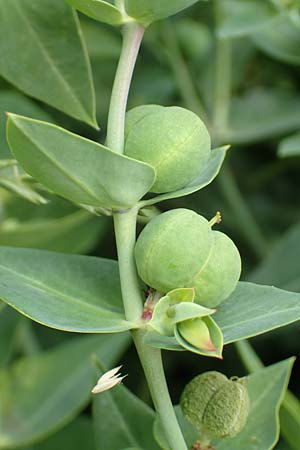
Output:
left=134, top=209, right=213, bottom=294
left=180, top=371, right=250, bottom=438
left=187, top=231, right=241, bottom=307
left=125, top=105, right=211, bottom=193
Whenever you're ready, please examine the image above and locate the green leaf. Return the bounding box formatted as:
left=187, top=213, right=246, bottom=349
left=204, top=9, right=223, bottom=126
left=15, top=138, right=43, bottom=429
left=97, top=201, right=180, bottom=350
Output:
left=212, top=359, right=294, bottom=450
left=7, top=115, right=156, bottom=209
left=0, top=209, right=107, bottom=255
left=217, top=0, right=278, bottom=38
left=93, top=384, right=160, bottom=450
left=236, top=339, right=300, bottom=450
left=33, top=417, right=96, bottom=450
left=125, top=0, right=200, bottom=26
left=64, top=0, right=123, bottom=26
left=141, top=147, right=227, bottom=206
left=143, top=331, right=183, bottom=352
left=278, top=132, right=300, bottom=158
left=0, top=334, right=130, bottom=449
left=81, top=19, right=122, bottom=60
left=0, top=307, right=20, bottom=366
left=154, top=359, right=294, bottom=450
left=227, top=89, right=300, bottom=144
left=280, top=390, right=300, bottom=450
left=0, top=247, right=133, bottom=333
left=252, top=12, right=300, bottom=66
left=249, top=223, right=300, bottom=292
left=0, top=163, right=47, bottom=204
left=0, top=0, right=97, bottom=127
left=214, top=282, right=300, bottom=344
left=0, top=90, right=53, bottom=159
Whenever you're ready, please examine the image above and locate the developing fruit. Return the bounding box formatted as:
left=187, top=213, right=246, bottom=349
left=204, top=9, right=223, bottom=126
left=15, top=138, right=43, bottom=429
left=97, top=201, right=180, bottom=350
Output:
left=180, top=371, right=250, bottom=438
left=135, top=209, right=241, bottom=307
left=125, top=105, right=211, bottom=193
left=135, top=208, right=213, bottom=294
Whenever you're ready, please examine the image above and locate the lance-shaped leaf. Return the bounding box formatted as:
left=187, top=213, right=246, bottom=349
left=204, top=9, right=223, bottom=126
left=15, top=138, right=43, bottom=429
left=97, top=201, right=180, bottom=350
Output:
left=0, top=307, right=20, bottom=367
left=278, top=132, right=300, bottom=158
left=0, top=247, right=133, bottom=333
left=227, top=89, right=300, bottom=144
left=32, top=417, right=96, bottom=450
left=0, top=334, right=130, bottom=449
left=125, top=0, right=200, bottom=26
left=0, top=0, right=97, bottom=127
left=0, top=90, right=54, bottom=159
left=175, top=316, right=223, bottom=359
left=64, top=0, right=123, bottom=26
left=217, top=0, right=278, bottom=38
left=0, top=194, right=107, bottom=255
left=214, top=282, right=300, bottom=344
left=154, top=359, right=294, bottom=450
left=140, top=146, right=227, bottom=206
left=0, top=163, right=47, bottom=204
left=252, top=12, right=300, bottom=66
left=93, top=384, right=160, bottom=450
left=6, top=115, right=156, bottom=209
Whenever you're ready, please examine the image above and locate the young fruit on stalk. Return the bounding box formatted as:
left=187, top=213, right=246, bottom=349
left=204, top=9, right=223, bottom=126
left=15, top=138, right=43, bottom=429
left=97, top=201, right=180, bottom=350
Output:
left=134, top=208, right=241, bottom=307
left=124, top=105, right=211, bottom=193
left=180, top=371, right=250, bottom=439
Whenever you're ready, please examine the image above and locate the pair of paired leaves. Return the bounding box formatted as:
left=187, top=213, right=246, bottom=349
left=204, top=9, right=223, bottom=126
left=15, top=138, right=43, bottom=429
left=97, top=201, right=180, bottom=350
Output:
left=6, top=114, right=227, bottom=210
left=0, top=333, right=130, bottom=449
left=1, top=247, right=300, bottom=346
left=65, top=0, right=201, bottom=27
left=154, top=358, right=294, bottom=450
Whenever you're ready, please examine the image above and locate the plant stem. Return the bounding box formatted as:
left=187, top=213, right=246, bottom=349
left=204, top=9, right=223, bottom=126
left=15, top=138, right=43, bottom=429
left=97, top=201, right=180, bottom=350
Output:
left=213, top=1, right=232, bottom=141
left=113, top=208, right=143, bottom=322
left=134, top=331, right=189, bottom=450
left=109, top=23, right=188, bottom=450
left=161, top=21, right=208, bottom=122
left=217, top=165, right=268, bottom=259
left=213, top=0, right=268, bottom=259
left=106, top=22, right=144, bottom=154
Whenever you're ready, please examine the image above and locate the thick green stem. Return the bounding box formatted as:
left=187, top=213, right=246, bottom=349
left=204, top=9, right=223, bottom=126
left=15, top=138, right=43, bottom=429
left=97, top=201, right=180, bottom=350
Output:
left=106, top=22, right=144, bottom=154
left=109, top=22, right=188, bottom=450
left=113, top=208, right=143, bottom=322
left=134, top=331, right=189, bottom=450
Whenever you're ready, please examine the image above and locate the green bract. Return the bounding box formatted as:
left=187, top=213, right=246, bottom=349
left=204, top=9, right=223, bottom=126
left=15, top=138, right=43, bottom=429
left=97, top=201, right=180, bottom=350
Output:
left=135, top=209, right=241, bottom=307
left=180, top=371, right=250, bottom=438
left=135, top=209, right=213, bottom=293
left=125, top=105, right=211, bottom=193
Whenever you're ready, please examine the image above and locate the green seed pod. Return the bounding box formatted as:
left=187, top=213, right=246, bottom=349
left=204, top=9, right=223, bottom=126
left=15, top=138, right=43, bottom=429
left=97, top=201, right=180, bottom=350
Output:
left=188, top=231, right=242, bottom=307
left=134, top=209, right=213, bottom=294
left=180, top=372, right=250, bottom=439
left=125, top=105, right=211, bottom=193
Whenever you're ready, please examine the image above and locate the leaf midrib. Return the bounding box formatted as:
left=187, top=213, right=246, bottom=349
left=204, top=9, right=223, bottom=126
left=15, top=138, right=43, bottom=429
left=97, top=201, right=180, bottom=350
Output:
left=0, top=262, right=124, bottom=319
left=10, top=0, right=90, bottom=120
